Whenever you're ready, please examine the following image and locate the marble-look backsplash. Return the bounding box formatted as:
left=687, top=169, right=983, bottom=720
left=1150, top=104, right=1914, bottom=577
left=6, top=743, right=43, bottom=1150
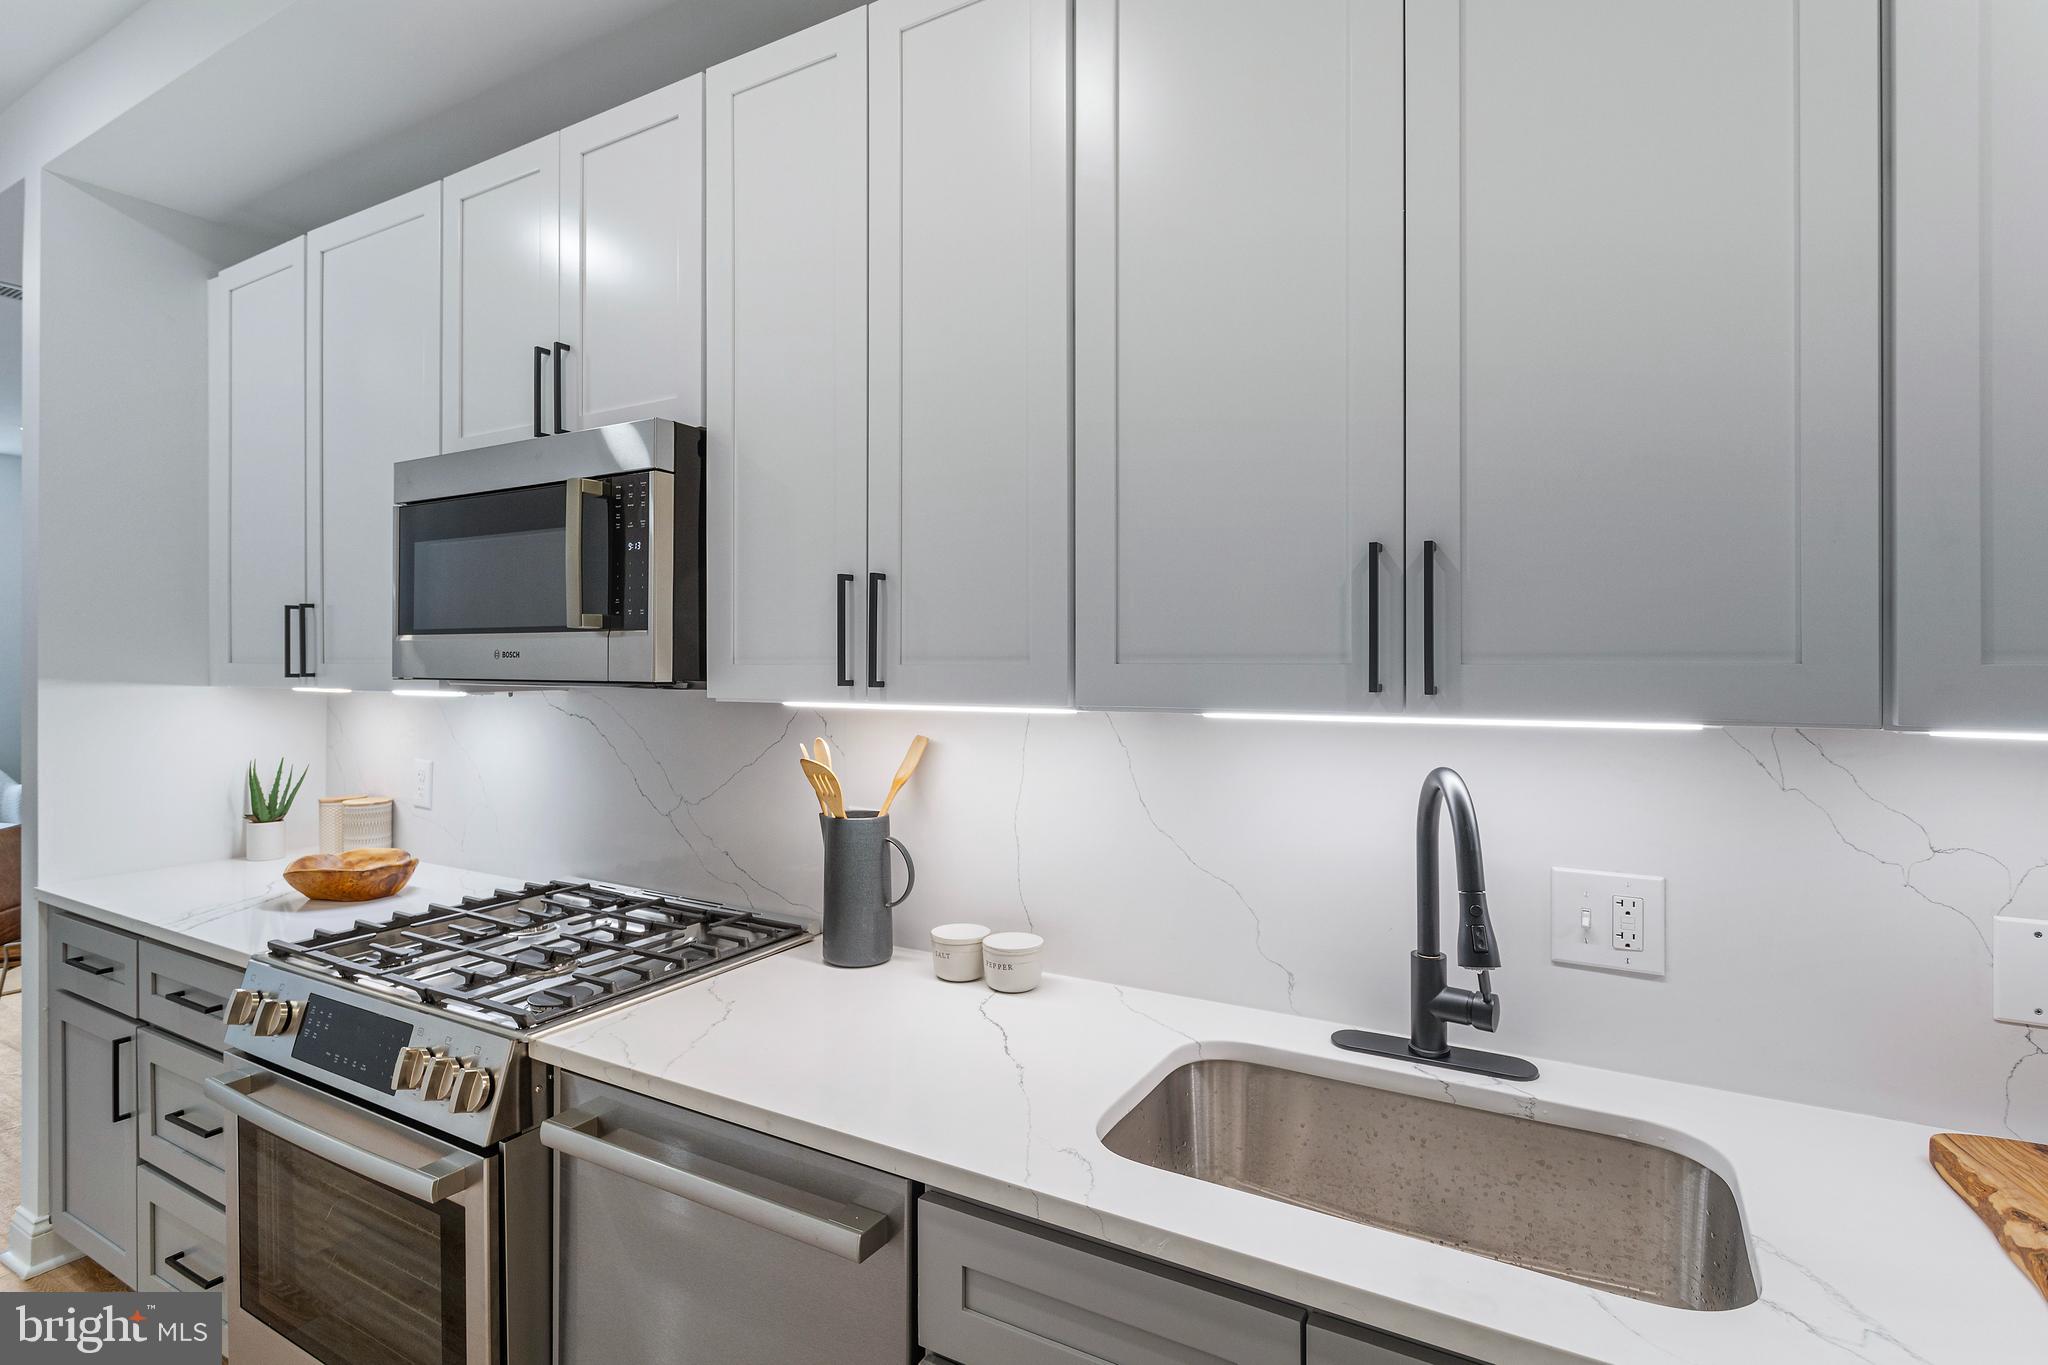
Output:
left=326, top=689, right=2048, bottom=1138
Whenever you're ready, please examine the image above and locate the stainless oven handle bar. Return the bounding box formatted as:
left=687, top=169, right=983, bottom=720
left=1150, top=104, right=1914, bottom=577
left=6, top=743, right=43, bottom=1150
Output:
left=563, top=477, right=607, bottom=630
left=205, top=1066, right=485, bottom=1204
left=542, top=1109, right=891, bottom=1263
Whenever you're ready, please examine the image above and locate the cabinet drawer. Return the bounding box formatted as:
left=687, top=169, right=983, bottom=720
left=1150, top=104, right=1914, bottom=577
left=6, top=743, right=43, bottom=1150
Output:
left=917, top=1194, right=1304, bottom=1365
left=136, top=1165, right=227, bottom=1296
left=1308, top=1313, right=1483, bottom=1365
left=138, top=942, right=240, bottom=1050
left=48, top=910, right=139, bottom=1015
left=138, top=1028, right=228, bottom=1203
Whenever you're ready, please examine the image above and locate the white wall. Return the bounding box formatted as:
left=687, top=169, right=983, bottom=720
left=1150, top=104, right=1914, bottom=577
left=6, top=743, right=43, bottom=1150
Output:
left=0, top=453, right=20, bottom=780
left=329, top=692, right=2048, bottom=1141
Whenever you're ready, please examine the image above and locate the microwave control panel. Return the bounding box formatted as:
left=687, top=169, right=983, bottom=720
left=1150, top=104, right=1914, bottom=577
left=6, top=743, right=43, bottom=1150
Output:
left=609, top=472, right=652, bottom=632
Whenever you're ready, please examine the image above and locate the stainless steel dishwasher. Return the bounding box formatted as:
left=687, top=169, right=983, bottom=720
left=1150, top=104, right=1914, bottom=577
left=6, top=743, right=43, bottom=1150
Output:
left=543, top=1072, right=915, bottom=1364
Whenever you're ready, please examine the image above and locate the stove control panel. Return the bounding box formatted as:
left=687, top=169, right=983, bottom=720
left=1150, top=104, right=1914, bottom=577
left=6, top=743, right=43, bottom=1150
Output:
left=225, top=960, right=523, bottom=1144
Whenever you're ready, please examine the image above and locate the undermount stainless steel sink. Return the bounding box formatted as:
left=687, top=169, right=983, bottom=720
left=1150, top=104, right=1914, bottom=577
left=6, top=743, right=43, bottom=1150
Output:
left=1102, top=1059, right=1757, bottom=1311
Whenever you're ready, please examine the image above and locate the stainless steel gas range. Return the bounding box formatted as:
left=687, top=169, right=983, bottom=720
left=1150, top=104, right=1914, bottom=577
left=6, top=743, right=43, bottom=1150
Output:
left=202, top=881, right=809, bottom=1365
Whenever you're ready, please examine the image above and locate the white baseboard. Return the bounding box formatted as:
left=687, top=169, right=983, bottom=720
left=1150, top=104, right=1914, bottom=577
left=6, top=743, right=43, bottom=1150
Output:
left=2, top=1205, right=80, bottom=1280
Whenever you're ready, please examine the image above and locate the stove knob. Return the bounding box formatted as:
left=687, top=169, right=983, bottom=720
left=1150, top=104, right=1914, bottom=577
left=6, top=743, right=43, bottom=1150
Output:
left=420, top=1053, right=459, bottom=1102
left=251, top=996, right=298, bottom=1037
left=447, top=1065, right=494, bottom=1115
left=390, top=1045, right=433, bottom=1092
left=226, top=988, right=262, bottom=1027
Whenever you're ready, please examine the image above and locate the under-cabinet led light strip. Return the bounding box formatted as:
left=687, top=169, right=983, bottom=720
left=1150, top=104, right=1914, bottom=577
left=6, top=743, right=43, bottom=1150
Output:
left=291, top=686, right=352, bottom=694
left=392, top=688, right=467, bottom=699
left=1925, top=729, right=2048, bottom=744
left=785, top=700, right=1078, bottom=716
left=1202, top=712, right=1710, bottom=733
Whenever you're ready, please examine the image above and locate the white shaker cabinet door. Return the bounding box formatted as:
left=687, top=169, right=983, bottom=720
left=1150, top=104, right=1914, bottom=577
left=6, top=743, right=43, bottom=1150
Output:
left=868, top=0, right=1071, bottom=706
left=1074, top=0, right=1405, bottom=713
left=558, top=75, right=704, bottom=432
left=305, top=185, right=441, bottom=690
left=208, top=236, right=307, bottom=686
left=705, top=9, right=871, bottom=702
left=441, top=133, right=561, bottom=452
left=1893, top=0, right=2048, bottom=730
left=1404, top=0, right=1881, bottom=726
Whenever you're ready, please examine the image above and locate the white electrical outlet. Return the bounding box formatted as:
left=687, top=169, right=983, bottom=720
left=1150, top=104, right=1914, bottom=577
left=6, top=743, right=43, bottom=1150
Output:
left=1993, top=916, right=2048, bottom=1024
left=1552, top=868, right=1665, bottom=977
left=412, top=759, right=434, bottom=810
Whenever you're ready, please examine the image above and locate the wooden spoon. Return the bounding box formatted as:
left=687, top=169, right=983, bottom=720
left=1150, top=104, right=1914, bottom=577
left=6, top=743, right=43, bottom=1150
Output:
left=877, top=735, right=930, bottom=816
left=800, top=757, right=846, bottom=818
left=813, top=736, right=834, bottom=772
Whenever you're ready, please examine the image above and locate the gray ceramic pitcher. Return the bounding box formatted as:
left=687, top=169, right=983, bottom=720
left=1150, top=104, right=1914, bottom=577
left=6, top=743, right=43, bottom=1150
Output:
left=820, top=810, right=915, bottom=967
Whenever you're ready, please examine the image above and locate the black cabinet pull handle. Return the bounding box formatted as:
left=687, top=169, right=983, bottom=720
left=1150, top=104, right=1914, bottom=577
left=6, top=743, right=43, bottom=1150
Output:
left=164, top=988, right=223, bottom=1017
left=836, top=574, right=855, bottom=688
left=534, top=346, right=549, bottom=437
left=297, top=602, right=313, bottom=678
left=163, top=1108, right=224, bottom=1141
left=553, top=342, right=572, bottom=434
left=111, top=1034, right=132, bottom=1123
left=63, top=953, right=115, bottom=977
left=163, top=1250, right=224, bottom=1291
left=867, top=572, right=886, bottom=689
left=1367, top=541, right=1385, bottom=695
left=1422, top=539, right=1440, bottom=697
left=283, top=603, right=293, bottom=677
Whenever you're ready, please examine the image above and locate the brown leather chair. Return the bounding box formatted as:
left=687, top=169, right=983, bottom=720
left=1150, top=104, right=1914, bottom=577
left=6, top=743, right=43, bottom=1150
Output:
left=0, top=823, right=20, bottom=995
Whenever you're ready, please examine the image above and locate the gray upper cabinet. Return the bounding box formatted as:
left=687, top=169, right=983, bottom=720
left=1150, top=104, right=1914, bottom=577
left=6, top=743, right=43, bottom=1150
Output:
left=1075, top=0, right=1405, bottom=714
left=305, top=186, right=441, bottom=691
left=706, top=9, right=871, bottom=703
left=1893, top=0, right=2048, bottom=731
left=868, top=0, right=1072, bottom=707
left=1405, top=0, right=1881, bottom=726
left=208, top=237, right=307, bottom=686
left=441, top=133, right=562, bottom=452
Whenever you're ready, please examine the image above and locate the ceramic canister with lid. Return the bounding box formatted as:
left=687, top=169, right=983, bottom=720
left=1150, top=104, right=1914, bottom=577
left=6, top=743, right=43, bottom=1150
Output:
left=930, top=924, right=990, bottom=981
left=981, top=931, right=1044, bottom=993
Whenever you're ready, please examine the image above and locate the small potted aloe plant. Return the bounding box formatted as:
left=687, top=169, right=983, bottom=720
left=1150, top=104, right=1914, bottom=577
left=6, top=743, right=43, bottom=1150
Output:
left=245, top=759, right=308, bottom=861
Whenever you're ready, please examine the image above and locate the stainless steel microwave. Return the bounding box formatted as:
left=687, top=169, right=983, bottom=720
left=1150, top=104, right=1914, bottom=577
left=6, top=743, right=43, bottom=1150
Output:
left=393, top=419, right=704, bottom=686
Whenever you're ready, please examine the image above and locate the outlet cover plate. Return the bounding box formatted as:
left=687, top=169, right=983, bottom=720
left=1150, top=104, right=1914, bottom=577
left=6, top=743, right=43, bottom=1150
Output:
left=1993, top=916, right=2048, bottom=1025
left=412, top=759, right=433, bottom=810
left=1552, top=868, right=1666, bottom=978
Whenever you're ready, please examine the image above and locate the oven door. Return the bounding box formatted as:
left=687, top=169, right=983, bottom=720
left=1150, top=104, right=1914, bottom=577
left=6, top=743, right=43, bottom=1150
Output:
left=206, top=1063, right=498, bottom=1365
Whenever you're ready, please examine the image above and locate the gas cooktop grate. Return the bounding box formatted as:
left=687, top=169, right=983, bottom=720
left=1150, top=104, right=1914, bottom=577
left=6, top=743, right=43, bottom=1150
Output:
left=266, top=881, right=806, bottom=1029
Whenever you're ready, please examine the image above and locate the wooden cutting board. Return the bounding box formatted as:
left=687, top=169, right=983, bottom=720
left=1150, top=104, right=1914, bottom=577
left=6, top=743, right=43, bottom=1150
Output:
left=1930, top=1131, right=2048, bottom=1302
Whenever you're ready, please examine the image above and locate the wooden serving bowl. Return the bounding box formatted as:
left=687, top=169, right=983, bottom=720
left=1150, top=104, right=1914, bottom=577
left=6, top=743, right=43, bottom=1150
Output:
left=283, top=848, right=420, bottom=902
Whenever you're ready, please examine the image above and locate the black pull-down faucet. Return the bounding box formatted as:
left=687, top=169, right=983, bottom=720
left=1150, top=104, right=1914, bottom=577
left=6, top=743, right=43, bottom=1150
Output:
left=1333, top=767, right=1539, bottom=1082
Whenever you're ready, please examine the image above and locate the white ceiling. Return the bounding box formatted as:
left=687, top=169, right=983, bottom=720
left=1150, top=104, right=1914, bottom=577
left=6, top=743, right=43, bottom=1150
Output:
left=50, top=0, right=853, bottom=235
left=0, top=0, right=152, bottom=114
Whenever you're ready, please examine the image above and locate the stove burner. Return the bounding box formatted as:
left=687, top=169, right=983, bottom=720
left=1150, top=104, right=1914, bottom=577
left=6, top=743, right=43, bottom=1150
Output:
left=264, top=881, right=807, bottom=1030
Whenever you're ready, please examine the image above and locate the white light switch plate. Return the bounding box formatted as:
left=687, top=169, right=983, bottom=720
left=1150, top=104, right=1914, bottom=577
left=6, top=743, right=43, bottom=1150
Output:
left=1552, top=868, right=1665, bottom=977
left=1993, top=916, right=2048, bottom=1024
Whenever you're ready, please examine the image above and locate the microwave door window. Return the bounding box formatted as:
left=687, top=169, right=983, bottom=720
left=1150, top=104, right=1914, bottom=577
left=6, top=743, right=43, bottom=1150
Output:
left=399, top=485, right=607, bottom=634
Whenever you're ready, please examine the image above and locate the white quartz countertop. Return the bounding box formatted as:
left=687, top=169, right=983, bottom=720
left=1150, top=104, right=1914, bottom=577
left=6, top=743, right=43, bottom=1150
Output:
left=531, top=944, right=2039, bottom=1365
left=37, top=857, right=533, bottom=966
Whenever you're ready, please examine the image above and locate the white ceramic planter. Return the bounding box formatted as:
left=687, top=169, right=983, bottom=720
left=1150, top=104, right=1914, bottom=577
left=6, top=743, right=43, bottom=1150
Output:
left=244, top=818, right=286, bottom=862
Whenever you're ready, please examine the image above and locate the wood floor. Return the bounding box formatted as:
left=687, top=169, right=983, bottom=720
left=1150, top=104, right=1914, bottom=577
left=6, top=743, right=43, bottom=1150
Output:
left=0, top=987, right=127, bottom=1292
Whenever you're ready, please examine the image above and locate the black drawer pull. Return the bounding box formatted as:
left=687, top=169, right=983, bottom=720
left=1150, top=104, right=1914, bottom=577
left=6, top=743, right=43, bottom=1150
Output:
left=163, top=1107, right=224, bottom=1141
left=1367, top=540, right=1384, bottom=694
left=163, top=1250, right=223, bottom=1290
left=1422, top=539, right=1440, bottom=697
left=111, top=1034, right=133, bottom=1123
left=63, top=953, right=116, bottom=977
left=163, top=988, right=224, bottom=1016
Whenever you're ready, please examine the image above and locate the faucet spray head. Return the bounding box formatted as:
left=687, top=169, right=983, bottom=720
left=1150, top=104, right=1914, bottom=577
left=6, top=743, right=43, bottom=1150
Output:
left=1458, top=891, right=1502, bottom=970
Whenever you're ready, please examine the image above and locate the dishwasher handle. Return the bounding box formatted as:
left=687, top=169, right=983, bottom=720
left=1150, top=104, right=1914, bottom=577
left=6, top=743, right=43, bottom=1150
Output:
left=542, top=1109, right=892, bottom=1263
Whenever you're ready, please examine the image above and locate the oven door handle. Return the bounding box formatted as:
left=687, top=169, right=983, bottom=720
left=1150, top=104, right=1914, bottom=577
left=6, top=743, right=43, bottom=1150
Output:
left=205, top=1066, right=485, bottom=1204
left=542, top=1109, right=892, bottom=1263
left=563, top=477, right=608, bottom=630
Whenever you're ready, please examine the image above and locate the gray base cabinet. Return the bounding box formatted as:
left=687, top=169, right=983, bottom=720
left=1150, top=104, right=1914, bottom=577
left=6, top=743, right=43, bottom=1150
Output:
left=45, top=907, right=232, bottom=1296
left=918, top=1194, right=1304, bottom=1365
left=1308, top=1314, right=1481, bottom=1365
left=47, top=988, right=138, bottom=1285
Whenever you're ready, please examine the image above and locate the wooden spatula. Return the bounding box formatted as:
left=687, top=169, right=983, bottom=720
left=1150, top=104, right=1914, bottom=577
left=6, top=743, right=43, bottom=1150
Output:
left=800, top=757, right=846, bottom=818
left=813, top=736, right=834, bottom=773
left=878, top=735, right=929, bottom=816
